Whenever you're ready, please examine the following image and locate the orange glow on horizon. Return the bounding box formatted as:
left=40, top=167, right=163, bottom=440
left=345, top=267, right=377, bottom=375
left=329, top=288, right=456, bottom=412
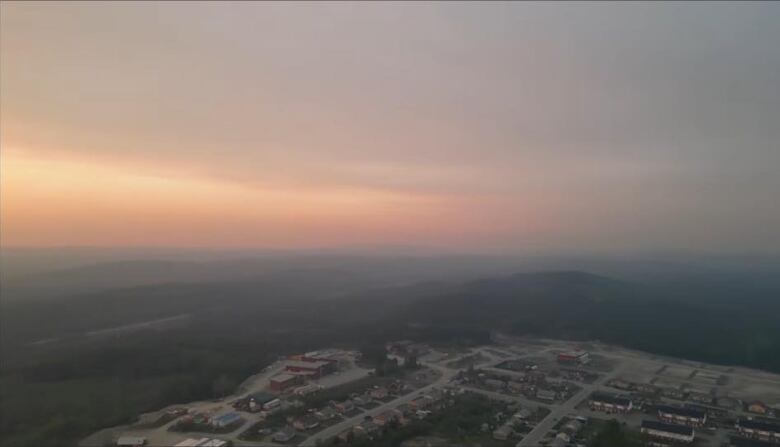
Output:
left=2, top=148, right=526, bottom=248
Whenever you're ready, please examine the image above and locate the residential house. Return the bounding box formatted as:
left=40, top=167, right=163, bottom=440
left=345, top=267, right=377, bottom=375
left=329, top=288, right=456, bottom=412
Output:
left=211, top=412, right=242, bottom=428
left=492, top=424, right=513, bottom=441
left=374, top=409, right=403, bottom=427
left=315, top=407, right=338, bottom=421
left=536, top=389, right=557, bottom=402
left=334, top=400, right=354, bottom=413
left=355, top=421, right=380, bottom=438
left=352, top=394, right=373, bottom=407
left=117, top=437, right=147, bottom=447
left=370, top=387, right=389, bottom=400
left=748, top=402, right=770, bottom=415
left=292, top=416, right=319, bottom=431
left=397, top=403, right=414, bottom=416
left=336, top=429, right=353, bottom=443
left=563, top=419, right=584, bottom=436
left=272, top=427, right=296, bottom=443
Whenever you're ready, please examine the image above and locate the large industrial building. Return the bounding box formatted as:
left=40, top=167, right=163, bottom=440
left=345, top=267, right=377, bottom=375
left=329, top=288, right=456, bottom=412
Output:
left=557, top=351, right=590, bottom=364
left=269, top=373, right=302, bottom=391
left=285, top=359, right=335, bottom=378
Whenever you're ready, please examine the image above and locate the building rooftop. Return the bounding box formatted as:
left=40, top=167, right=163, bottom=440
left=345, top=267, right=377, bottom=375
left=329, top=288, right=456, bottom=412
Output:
left=248, top=391, right=276, bottom=403
left=273, top=426, right=296, bottom=441
left=173, top=439, right=210, bottom=447
left=738, top=418, right=780, bottom=432
left=270, top=373, right=297, bottom=382
left=559, top=351, right=588, bottom=358
left=657, top=404, right=706, bottom=419
left=729, top=436, right=778, bottom=447
left=642, top=420, right=694, bottom=436
left=536, top=389, right=557, bottom=398
left=213, top=412, right=241, bottom=423
left=493, top=424, right=513, bottom=436
left=549, top=437, right=567, bottom=447
left=200, top=440, right=228, bottom=447
left=591, top=393, right=632, bottom=406
left=286, top=360, right=331, bottom=369
left=117, top=437, right=147, bottom=446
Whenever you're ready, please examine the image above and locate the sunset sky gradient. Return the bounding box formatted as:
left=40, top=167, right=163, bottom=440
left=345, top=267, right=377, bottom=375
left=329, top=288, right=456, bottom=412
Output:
left=2, top=2, right=779, bottom=253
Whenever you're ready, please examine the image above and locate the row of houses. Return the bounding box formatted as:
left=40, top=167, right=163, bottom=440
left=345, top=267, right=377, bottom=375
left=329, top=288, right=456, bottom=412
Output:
left=259, top=401, right=344, bottom=443
left=335, top=413, right=401, bottom=443
left=559, top=368, right=599, bottom=383
left=589, top=393, right=633, bottom=414
left=325, top=385, right=402, bottom=418
left=640, top=420, right=695, bottom=444
left=656, top=405, right=707, bottom=427
left=471, top=369, right=571, bottom=403
left=338, top=406, right=414, bottom=441
left=730, top=435, right=780, bottom=447
left=335, top=388, right=450, bottom=443
left=589, top=391, right=738, bottom=427
left=736, top=418, right=780, bottom=443
left=606, top=377, right=769, bottom=415
left=607, top=378, right=689, bottom=401
left=173, top=438, right=228, bottom=447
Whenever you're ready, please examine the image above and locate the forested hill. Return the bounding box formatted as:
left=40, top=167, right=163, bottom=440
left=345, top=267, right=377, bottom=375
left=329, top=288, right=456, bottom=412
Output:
left=2, top=269, right=780, bottom=446
left=4, top=270, right=779, bottom=374
left=394, top=271, right=780, bottom=373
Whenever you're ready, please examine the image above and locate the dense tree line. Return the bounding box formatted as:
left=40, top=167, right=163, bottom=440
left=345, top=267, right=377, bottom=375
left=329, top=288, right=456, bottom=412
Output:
left=3, top=271, right=780, bottom=446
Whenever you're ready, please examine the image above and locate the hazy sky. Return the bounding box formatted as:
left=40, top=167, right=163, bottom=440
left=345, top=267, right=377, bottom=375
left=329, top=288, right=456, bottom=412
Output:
left=2, top=2, right=779, bottom=253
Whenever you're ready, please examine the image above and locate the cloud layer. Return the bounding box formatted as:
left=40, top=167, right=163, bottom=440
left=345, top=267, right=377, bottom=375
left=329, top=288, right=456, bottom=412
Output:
left=2, top=2, right=779, bottom=253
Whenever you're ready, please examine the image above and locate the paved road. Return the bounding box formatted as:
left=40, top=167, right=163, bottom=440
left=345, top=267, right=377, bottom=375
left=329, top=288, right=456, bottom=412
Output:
left=299, top=346, right=556, bottom=446
left=516, top=363, right=626, bottom=446
left=462, top=386, right=552, bottom=409
left=299, top=364, right=456, bottom=446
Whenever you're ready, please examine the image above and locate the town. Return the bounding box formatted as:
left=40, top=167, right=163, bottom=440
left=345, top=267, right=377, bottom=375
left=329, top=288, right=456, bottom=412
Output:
left=86, top=337, right=780, bottom=447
